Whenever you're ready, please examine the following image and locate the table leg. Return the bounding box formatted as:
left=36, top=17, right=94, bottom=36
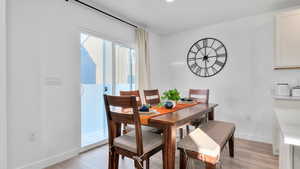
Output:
left=163, top=125, right=177, bottom=169
left=208, top=108, right=215, bottom=120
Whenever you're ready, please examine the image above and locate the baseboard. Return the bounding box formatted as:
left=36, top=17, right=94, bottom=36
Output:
left=15, top=148, right=80, bottom=169
left=237, top=132, right=272, bottom=144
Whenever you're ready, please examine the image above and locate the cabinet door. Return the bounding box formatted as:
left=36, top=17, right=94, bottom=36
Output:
left=295, top=146, right=300, bottom=169
left=275, top=9, right=300, bottom=69
left=279, top=132, right=293, bottom=169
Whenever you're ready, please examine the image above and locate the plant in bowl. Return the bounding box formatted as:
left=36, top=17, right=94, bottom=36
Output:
left=161, top=89, right=181, bottom=109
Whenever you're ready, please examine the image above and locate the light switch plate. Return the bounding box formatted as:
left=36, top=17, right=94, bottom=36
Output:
left=44, top=77, right=62, bottom=86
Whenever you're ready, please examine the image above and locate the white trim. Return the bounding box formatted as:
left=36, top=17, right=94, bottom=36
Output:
left=237, top=132, right=272, bottom=144
left=80, top=140, right=108, bottom=153
left=15, top=148, right=80, bottom=169
left=0, top=0, right=7, bottom=168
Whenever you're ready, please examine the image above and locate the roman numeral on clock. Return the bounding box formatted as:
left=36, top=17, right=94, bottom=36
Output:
left=195, top=43, right=201, bottom=50
left=215, top=44, right=224, bottom=51
left=211, top=66, right=218, bottom=73
left=215, top=60, right=224, bottom=67
left=188, top=57, right=196, bottom=61
left=190, top=63, right=198, bottom=70
left=217, top=53, right=226, bottom=57
left=195, top=67, right=202, bottom=75
left=203, top=39, right=208, bottom=47
left=204, top=68, right=209, bottom=76
left=189, top=50, right=197, bottom=55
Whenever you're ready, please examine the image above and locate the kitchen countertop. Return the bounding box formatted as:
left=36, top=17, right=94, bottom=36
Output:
left=273, top=95, right=300, bottom=101
left=274, top=108, right=300, bottom=146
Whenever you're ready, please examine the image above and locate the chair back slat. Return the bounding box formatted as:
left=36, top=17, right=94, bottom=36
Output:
left=144, top=89, right=161, bottom=105
left=104, top=94, right=144, bottom=155
left=120, top=90, right=142, bottom=107
left=189, top=89, right=209, bottom=104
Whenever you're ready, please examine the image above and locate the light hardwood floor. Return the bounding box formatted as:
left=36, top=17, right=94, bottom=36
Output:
left=46, top=139, right=278, bottom=169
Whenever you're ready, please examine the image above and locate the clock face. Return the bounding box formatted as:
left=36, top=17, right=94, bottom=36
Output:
left=187, top=38, right=227, bottom=77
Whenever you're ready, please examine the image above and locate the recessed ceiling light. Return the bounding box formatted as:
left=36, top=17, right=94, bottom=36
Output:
left=166, top=0, right=175, bottom=3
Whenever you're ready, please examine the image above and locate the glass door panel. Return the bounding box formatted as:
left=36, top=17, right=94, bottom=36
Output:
left=80, top=33, right=109, bottom=147
left=115, top=45, right=136, bottom=95
left=80, top=33, right=136, bottom=149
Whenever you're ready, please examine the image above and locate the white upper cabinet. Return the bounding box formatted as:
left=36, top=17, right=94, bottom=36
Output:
left=275, top=9, right=300, bottom=69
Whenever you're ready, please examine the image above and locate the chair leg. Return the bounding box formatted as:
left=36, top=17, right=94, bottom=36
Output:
left=109, top=149, right=119, bottom=169
left=113, top=152, right=119, bottom=169
left=162, top=147, right=167, bottom=169
left=205, top=162, right=216, bottom=169
left=134, top=160, right=143, bottom=169
left=180, top=128, right=184, bottom=139
left=108, top=151, right=114, bottom=169
left=179, top=149, right=187, bottom=169
left=122, top=123, right=128, bottom=159
left=186, top=125, right=190, bottom=134
left=229, top=134, right=234, bottom=158
left=146, top=158, right=150, bottom=169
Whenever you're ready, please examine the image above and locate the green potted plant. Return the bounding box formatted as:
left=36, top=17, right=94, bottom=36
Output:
left=161, top=89, right=181, bottom=109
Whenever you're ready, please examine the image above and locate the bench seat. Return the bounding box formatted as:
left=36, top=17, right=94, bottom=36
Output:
left=178, top=120, right=235, bottom=169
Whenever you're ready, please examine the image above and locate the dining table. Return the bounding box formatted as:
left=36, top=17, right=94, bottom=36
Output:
left=139, top=102, right=218, bottom=169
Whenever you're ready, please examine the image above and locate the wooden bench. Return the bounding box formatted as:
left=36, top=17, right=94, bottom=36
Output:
left=178, top=121, right=235, bottom=169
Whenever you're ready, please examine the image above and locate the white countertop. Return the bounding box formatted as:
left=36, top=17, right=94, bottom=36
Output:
left=273, top=95, right=300, bottom=101
left=274, top=108, right=300, bottom=146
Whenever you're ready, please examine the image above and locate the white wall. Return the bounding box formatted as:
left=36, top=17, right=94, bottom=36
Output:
left=0, top=0, right=7, bottom=168
left=6, top=0, right=159, bottom=168
left=160, top=12, right=300, bottom=143
left=148, top=32, right=170, bottom=91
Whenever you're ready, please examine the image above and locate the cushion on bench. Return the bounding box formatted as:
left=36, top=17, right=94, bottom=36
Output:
left=200, top=121, right=235, bottom=148
left=178, top=121, right=235, bottom=158
left=178, top=128, right=221, bottom=158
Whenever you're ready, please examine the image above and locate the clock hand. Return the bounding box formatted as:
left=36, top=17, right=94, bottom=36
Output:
left=194, top=57, right=205, bottom=61
left=208, top=53, right=226, bottom=58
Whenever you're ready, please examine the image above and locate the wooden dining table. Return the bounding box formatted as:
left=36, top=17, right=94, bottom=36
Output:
left=141, top=102, right=218, bottom=169
left=115, top=102, right=218, bottom=169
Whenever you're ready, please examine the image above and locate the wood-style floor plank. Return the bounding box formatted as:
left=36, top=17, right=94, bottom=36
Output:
left=46, top=138, right=278, bottom=169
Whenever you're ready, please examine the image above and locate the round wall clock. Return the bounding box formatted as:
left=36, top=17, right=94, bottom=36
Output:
left=187, top=38, right=227, bottom=77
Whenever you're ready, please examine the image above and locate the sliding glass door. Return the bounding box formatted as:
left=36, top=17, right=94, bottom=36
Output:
left=80, top=33, right=135, bottom=148
left=115, top=45, right=136, bottom=94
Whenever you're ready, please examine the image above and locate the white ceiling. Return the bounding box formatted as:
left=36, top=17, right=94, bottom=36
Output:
left=90, top=0, right=300, bottom=35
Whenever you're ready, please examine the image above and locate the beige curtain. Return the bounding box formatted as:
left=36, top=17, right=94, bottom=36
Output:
left=136, top=28, right=151, bottom=91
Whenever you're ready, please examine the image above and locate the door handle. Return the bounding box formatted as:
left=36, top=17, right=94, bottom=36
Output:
left=104, top=86, right=108, bottom=93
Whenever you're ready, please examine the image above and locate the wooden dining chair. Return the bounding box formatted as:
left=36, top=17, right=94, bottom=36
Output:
left=189, top=89, right=209, bottom=104
left=120, top=90, right=142, bottom=107
left=119, top=90, right=142, bottom=159
left=104, top=95, right=164, bottom=169
left=143, top=89, right=161, bottom=106
left=120, top=90, right=142, bottom=136
left=180, top=89, right=210, bottom=138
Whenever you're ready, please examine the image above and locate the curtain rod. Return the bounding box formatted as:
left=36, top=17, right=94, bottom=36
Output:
left=65, top=0, right=138, bottom=28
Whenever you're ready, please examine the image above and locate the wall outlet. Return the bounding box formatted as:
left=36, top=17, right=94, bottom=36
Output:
left=29, top=133, right=36, bottom=142
left=246, top=115, right=251, bottom=121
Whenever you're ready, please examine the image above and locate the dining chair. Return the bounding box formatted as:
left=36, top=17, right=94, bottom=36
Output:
left=104, top=95, right=164, bottom=169
left=120, top=90, right=142, bottom=107
left=143, top=89, right=161, bottom=106
left=120, top=90, right=142, bottom=136
left=189, top=89, right=209, bottom=104
left=180, top=89, right=209, bottom=138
